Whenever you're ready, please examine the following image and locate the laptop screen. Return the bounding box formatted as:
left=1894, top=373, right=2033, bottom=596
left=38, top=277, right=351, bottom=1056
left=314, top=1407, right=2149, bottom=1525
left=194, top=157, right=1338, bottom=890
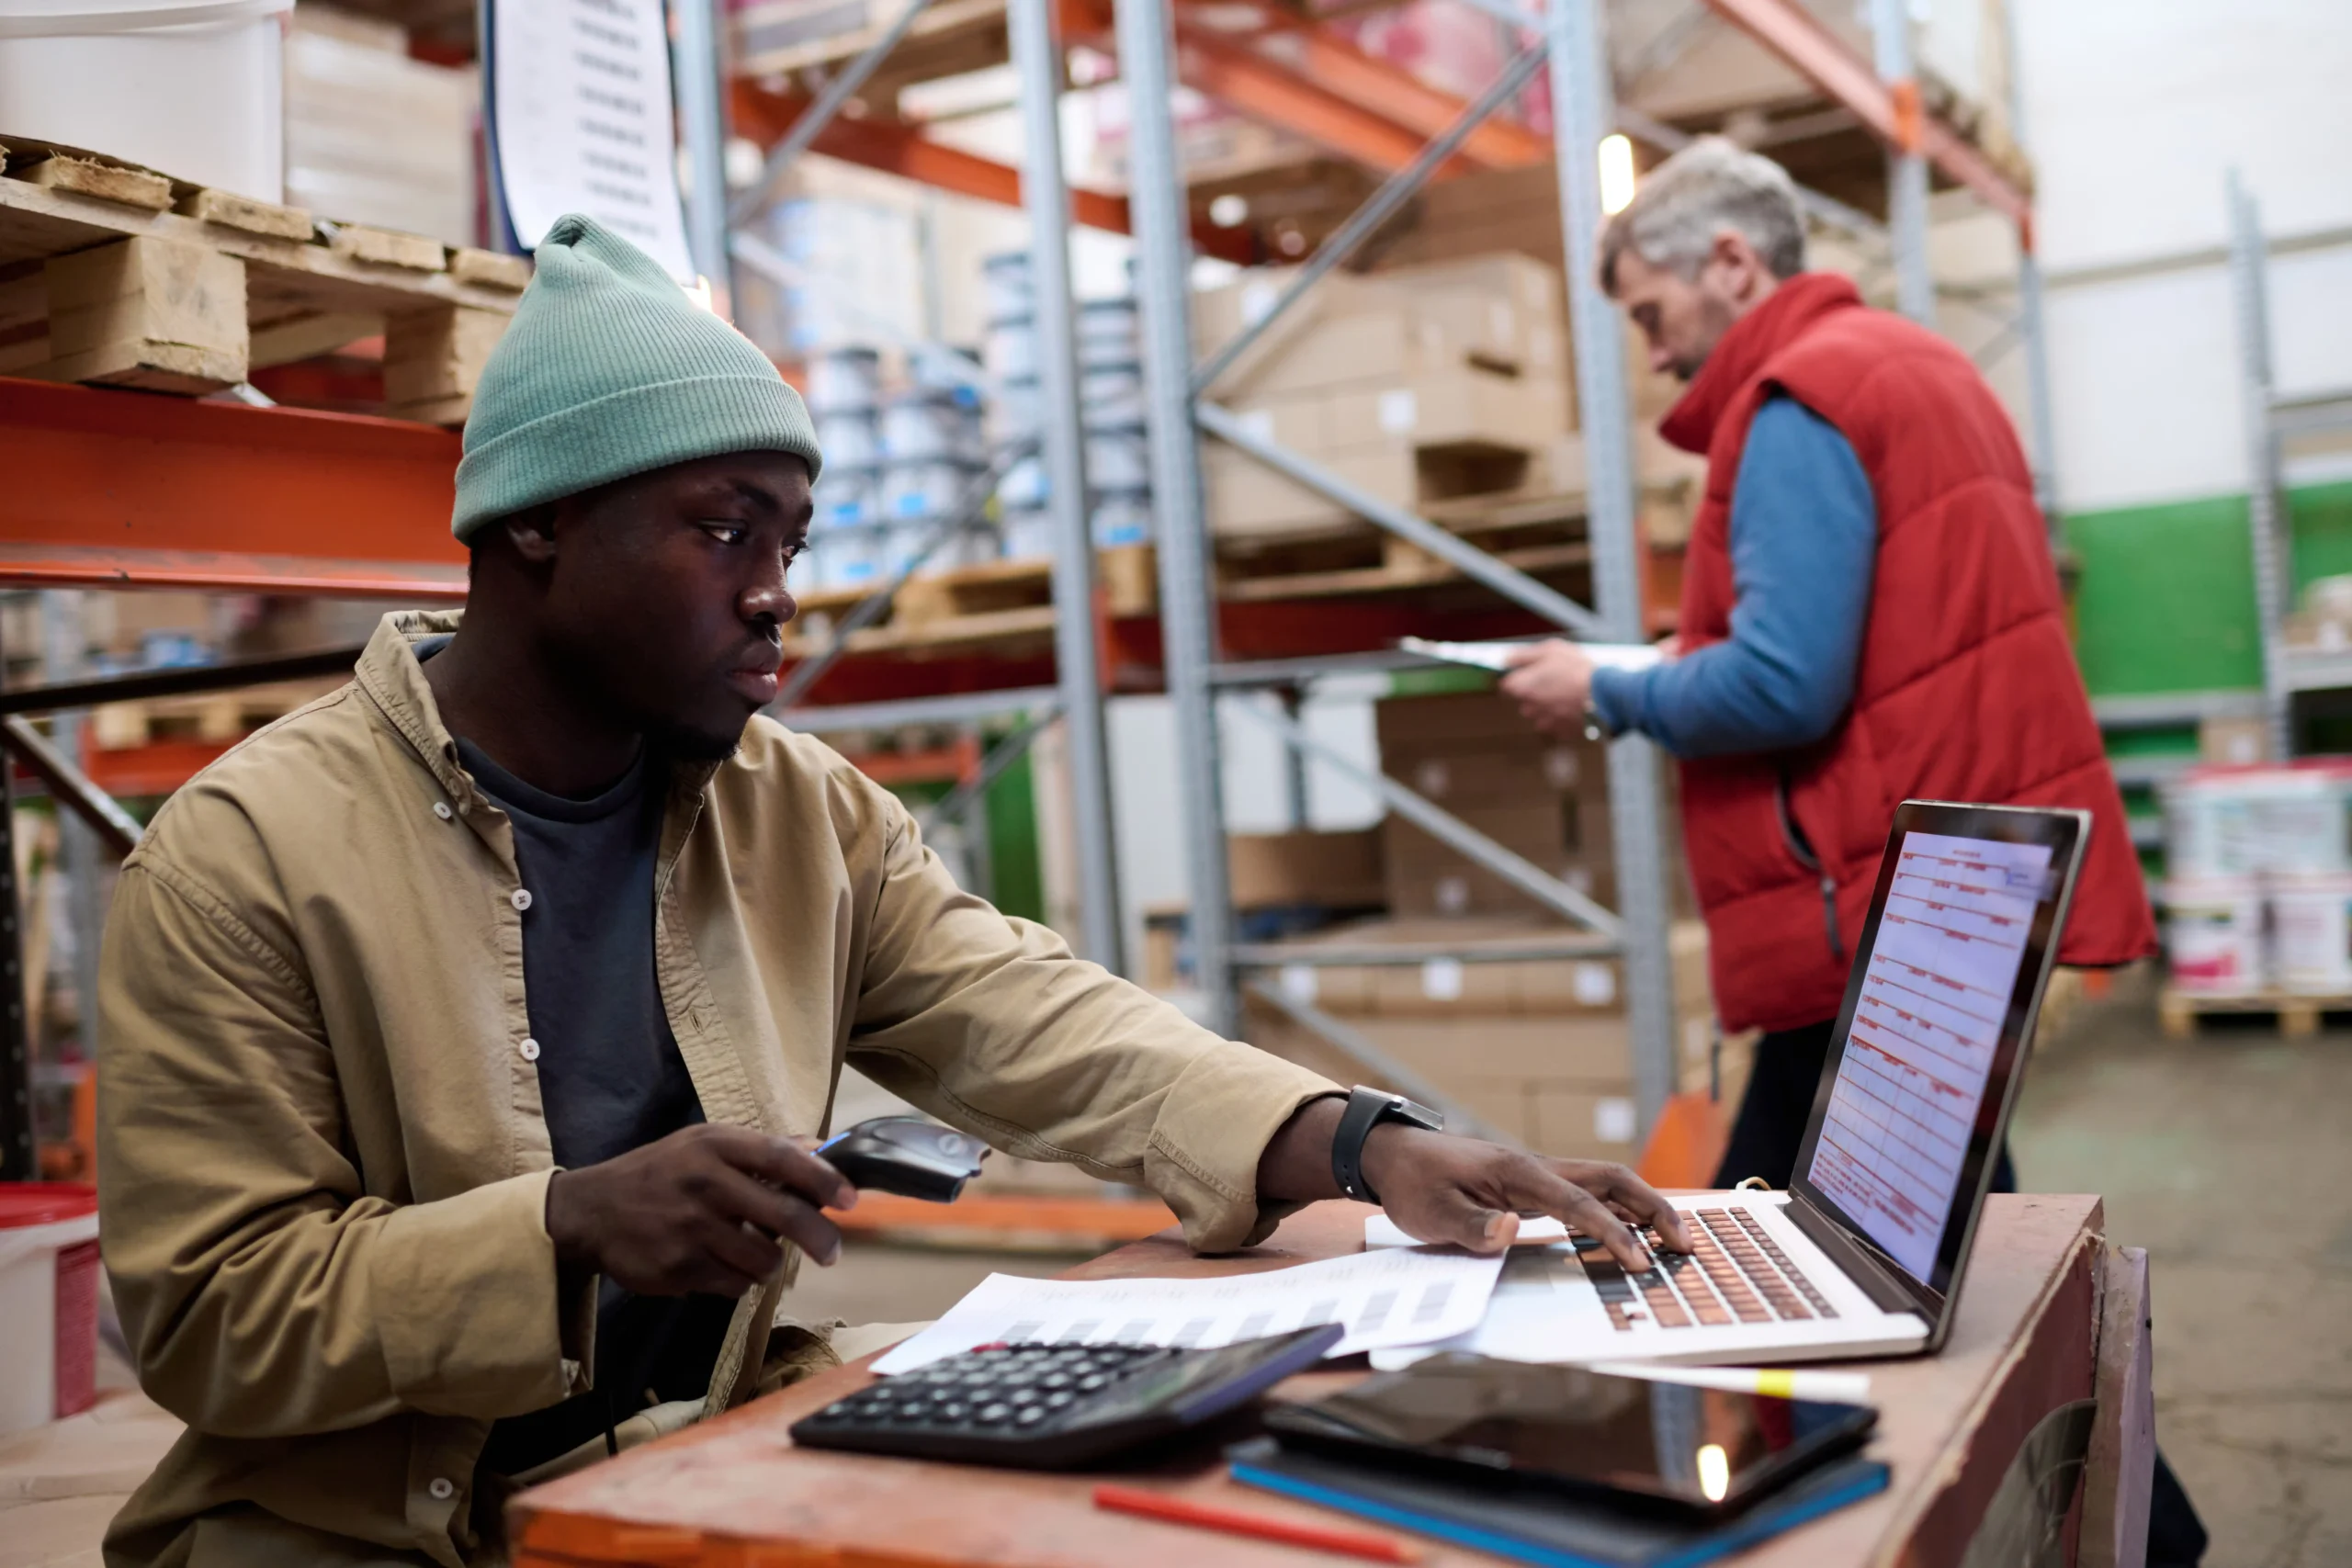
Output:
left=1790, top=803, right=2086, bottom=1318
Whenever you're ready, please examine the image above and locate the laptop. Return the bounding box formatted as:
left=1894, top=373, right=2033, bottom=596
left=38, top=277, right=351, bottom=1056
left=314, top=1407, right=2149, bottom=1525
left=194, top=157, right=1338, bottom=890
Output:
left=1368, top=799, right=2090, bottom=1367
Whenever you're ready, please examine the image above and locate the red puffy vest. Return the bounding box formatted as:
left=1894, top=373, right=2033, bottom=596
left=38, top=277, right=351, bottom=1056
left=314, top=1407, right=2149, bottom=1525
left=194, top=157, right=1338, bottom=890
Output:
left=1658, top=273, right=2154, bottom=1033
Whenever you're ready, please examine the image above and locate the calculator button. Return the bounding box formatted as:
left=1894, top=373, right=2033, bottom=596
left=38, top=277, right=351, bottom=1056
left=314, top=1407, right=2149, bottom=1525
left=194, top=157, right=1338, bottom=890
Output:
left=1077, top=1373, right=1110, bottom=1392
left=937, top=1402, right=968, bottom=1422
left=1008, top=1388, right=1040, bottom=1405
left=1038, top=1372, right=1073, bottom=1390
left=1046, top=1391, right=1077, bottom=1409
left=976, top=1403, right=1013, bottom=1425
left=1015, top=1406, right=1049, bottom=1427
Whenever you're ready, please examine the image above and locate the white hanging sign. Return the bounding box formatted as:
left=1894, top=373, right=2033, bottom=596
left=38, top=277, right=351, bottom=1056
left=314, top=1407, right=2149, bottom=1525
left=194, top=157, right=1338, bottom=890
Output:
left=490, top=0, right=697, bottom=283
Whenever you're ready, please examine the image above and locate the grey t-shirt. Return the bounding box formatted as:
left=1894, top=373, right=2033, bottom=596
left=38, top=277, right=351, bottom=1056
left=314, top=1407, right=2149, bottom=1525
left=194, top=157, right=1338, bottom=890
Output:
left=456, top=737, right=735, bottom=1476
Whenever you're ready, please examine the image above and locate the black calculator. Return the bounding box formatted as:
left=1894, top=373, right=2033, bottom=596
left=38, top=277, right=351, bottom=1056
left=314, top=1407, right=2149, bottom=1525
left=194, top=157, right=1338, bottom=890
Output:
left=789, top=1325, right=1343, bottom=1469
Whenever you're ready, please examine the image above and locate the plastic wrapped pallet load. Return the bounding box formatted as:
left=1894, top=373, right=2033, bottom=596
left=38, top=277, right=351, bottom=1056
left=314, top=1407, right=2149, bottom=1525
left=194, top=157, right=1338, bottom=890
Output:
left=0, top=0, right=288, bottom=201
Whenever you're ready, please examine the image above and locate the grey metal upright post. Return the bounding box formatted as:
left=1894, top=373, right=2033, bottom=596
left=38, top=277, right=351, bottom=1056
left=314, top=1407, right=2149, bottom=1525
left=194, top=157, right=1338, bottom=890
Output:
left=672, top=0, right=733, bottom=299
left=1011, top=0, right=1125, bottom=973
left=0, top=626, right=24, bottom=1179
left=1548, top=0, right=1678, bottom=1136
left=40, top=594, right=101, bottom=1103
left=1115, top=0, right=1238, bottom=1034
left=2227, top=172, right=2291, bottom=760
left=2000, top=0, right=2060, bottom=526
left=1869, top=0, right=1935, bottom=326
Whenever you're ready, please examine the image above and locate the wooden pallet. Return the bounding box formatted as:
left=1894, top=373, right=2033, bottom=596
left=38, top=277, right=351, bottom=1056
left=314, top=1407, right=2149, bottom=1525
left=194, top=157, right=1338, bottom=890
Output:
left=1215, top=491, right=1596, bottom=603
left=0, top=135, right=526, bottom=422
left=2157, top=984, right=2351, bottom=1039
left=89, top=678, right=342, bottom=751
left=733, top=0, right=1009, bottom=100
left=784, top=545, right=1159, bottom=657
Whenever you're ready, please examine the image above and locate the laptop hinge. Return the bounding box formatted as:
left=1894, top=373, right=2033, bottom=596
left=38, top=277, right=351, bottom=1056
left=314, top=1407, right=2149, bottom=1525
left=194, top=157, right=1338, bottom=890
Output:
left=1784, top=1197, right=1932, bottom=1320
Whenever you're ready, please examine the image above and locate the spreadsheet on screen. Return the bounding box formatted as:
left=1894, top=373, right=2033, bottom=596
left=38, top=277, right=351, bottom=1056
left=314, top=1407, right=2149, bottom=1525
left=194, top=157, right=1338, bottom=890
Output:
left=1807, top=831, right=2054, bottom=1281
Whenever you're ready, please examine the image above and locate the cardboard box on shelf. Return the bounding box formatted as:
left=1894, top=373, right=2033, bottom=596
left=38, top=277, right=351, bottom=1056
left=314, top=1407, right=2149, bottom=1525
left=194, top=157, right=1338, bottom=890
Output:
left=1530, top=1085, right=1642, bottom=1162
left=1200, top=443, right=1416, bottom=538
left=1227, top=829, right=1386, bottom=911
left=1320, top=369, right=1569, bottom=458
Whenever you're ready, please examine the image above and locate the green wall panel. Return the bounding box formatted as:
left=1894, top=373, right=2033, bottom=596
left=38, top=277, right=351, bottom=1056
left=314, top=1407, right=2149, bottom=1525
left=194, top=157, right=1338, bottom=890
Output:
left=2062, top=479, right=2352, bottom=696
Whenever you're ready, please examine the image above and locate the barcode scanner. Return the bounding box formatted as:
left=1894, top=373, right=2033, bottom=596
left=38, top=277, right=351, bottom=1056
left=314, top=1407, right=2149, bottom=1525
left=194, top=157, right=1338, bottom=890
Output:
left=818, top=1115, right=988, bottom=1202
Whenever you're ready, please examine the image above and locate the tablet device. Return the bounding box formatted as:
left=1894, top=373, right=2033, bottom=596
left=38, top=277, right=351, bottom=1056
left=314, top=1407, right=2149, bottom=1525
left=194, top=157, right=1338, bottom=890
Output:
left=1263, top=1354, right=1876, bottom=1519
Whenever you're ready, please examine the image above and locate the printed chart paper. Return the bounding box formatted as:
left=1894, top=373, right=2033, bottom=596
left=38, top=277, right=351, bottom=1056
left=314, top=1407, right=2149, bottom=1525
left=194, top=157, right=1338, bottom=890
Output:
left=872, top=1247, right=1505, bottom=1375
left=492, top=0, right=696, bottom=281
left=1399, top=637, right=1666, bottom=674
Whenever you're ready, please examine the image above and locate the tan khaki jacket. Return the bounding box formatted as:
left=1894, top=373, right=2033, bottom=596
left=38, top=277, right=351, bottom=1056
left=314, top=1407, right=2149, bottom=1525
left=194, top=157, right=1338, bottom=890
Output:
left=96, top=612, right=1336, bottom=1567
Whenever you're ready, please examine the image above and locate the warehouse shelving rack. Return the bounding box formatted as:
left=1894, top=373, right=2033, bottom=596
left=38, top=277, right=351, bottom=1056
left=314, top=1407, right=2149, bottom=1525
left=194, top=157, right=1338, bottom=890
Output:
left=0, top=0, right=2048, bottom=1182
left=2228, top=175, right=2352, bottom=758
left=719, top=0, right=2049, bottom=1145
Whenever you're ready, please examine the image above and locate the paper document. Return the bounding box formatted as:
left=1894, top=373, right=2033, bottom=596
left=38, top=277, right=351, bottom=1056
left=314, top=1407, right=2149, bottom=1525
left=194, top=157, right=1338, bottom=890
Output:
left=872, top=1247, right=1505, bottom=1375
left=1400, top=636, right=1665, bottom=674
left=1367, top=1213, right=1566, bottom=1247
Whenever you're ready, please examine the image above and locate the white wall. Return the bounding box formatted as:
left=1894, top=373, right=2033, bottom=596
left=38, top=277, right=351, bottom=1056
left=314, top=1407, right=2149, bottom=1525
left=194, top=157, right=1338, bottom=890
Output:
left=2017, top=0, right=2352, bottom=513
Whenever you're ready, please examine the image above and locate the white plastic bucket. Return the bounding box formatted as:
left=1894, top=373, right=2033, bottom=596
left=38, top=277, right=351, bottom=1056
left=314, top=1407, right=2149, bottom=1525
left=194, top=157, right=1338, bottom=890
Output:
left=1080, top=363, right=1145, bottom=428
left=979, top=252, right=1033, bottom=321
left=880, top=458, right=978, bottom=523
left=880, top=389, right=983, bottom=464
left=809, top=462, right=876, bottom=530
left=983, top=317, right=1038, bottom=380
left=993, top=377, right=1042, bottom=441
left=999, top=452, right=1049, bottom=511
left=1091, top=489, right=1153, bottom=547
left=2165, top=766, right=2352, bottom=878
left=2164, top=879, right=2266, bottom=996
left=1084, top=426, right=1150, bottom=491
left=1076, top=299, right=1140, bottom=367
left=0, top=0, right=288, bottom=201
left=814, top=412, right=880, bottom=470
left=2268, top=874, right=2352, bottom=994
left=0, top=1184, right=101, bottom=1437
left=1001, top=508, right=1057, bottom=561
left=806, top=347, right=881, bottom=415
left=809, top=524, right=883, bottom=592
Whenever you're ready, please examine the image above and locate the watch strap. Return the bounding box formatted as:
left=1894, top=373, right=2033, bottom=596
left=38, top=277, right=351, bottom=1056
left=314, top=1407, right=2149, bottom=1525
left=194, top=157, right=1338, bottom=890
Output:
left=1330, top=1085, right=1440, bottom=1205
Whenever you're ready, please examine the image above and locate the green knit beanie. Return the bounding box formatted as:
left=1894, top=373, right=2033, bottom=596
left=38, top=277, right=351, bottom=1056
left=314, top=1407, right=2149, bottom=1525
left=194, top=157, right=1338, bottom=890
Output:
left=451, top=214, right=822, bottom=542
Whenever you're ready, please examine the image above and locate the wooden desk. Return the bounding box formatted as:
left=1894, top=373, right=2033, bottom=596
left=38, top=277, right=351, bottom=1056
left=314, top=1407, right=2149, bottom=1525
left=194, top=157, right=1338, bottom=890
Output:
left=511, top=1195, right=2103, bottom=1568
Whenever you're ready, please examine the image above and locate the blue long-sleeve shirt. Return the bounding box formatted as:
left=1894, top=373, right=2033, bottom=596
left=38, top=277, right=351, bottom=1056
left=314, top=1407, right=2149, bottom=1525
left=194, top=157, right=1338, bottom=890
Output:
left=1589, top=393, right=1876, bottom=758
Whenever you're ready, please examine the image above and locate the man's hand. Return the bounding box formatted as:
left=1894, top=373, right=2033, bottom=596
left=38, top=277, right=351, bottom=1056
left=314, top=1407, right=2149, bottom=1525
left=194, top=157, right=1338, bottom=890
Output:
left=544, top=1123, right=857, bottom=1297
left=1499, top=640, right=1598, bottom=739
left=1256, top=1098, right=1690, bottom=1271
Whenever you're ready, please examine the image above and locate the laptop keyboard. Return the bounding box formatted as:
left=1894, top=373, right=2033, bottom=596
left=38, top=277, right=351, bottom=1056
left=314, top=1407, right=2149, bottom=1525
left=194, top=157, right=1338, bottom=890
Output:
left=1579, top=1208, right=1840, bottom=1332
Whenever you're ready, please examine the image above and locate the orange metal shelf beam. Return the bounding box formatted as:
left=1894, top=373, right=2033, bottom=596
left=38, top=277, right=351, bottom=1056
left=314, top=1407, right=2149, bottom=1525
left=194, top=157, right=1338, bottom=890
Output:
left=1173, top=25, right=1451, bottom=176
left=1284, top=30, right=1548, bottom=168
left=729, top=83, right=1258, bottom=265
left=0, top=378, right=467, bottom=598
left=1696, top=0, right=2033, bottom=234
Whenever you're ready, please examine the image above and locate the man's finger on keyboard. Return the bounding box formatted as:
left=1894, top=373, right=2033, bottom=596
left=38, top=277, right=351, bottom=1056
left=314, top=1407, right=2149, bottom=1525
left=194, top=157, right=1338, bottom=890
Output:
left=1554, top=1160, right=1692, bottom=1253
left=1508, top=1165, right=1652, bottom=1271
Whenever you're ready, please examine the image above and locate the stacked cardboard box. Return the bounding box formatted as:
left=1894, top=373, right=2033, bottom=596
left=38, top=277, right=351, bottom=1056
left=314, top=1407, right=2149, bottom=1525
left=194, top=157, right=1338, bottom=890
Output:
left=1375, top=689, right=1619, bottom=917
left=1190, top=254, right=1576, bottom=542
left=1243, top=915, right=1715, bottom=1161
left=1365, top=164, right=1689, bottom=425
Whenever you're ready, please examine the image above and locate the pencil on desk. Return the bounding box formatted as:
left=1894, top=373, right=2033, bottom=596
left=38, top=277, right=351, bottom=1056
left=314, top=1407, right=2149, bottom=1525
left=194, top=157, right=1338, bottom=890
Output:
left=1092, top=1483, right=1422, bottom=1563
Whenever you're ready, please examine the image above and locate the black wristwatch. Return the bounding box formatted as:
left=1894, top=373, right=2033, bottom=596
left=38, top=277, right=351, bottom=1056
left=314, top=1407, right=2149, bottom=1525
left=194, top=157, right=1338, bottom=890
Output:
left=1330, top=1085, right=1442, bottom=1205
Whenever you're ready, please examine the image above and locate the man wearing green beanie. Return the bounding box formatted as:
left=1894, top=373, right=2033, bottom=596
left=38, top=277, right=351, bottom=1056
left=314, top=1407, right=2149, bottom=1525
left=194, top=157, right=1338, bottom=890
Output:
left=93, top=216, right=1686, bottom=1566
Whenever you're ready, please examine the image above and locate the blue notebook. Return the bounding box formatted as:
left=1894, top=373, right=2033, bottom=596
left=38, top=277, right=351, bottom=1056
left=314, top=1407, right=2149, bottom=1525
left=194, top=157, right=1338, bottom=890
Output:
left=1227, top=1438, right=1890, bottom=1568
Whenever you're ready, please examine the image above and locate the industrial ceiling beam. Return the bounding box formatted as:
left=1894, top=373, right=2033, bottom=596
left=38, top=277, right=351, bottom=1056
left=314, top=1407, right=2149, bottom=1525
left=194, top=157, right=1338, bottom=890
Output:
left=0, top=378, right=466, bottom=598
left=1695, top=0, right=2033, bottom=233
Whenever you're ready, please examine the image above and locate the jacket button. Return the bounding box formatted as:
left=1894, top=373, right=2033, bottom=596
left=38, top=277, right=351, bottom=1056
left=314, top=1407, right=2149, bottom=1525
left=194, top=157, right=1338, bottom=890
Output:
left=511, top=888, right=534, bottom=912
left=427, top=1477, right=456, bottom=1501
left=432, top=802, right=453, bottom=821
left=519, top=1038, right=541, bottom=1062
